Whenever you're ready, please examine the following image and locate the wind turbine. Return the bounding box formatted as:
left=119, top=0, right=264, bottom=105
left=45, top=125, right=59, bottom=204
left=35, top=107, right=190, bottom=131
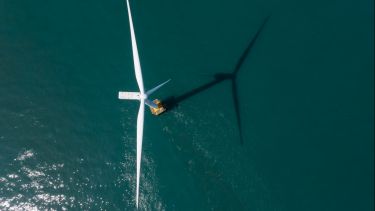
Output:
left=118, top=0, right=170, bottom=208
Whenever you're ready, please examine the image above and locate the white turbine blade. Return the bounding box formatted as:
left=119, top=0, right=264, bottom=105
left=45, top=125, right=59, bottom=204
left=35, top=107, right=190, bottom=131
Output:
left=146, top=79, right=171, bottom=96
left=144, top=99, right=159, bottom=109
left=118, top=91, right=141, bottom=100
left=135, top=99, right=145, bottom=209
left=126, top=0, right=145, bottom=94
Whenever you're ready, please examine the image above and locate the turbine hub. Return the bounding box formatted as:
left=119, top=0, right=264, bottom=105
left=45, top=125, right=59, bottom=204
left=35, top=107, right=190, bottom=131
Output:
left=140, top=93, right=148, bottom=100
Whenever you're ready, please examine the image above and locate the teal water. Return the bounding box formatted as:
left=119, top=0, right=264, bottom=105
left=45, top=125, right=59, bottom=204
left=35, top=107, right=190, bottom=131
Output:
left=0, top=0, right=373, bottom=210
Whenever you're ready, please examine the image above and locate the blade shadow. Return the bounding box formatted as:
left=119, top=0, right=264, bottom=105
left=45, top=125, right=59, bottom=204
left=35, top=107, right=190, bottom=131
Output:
left=162, top=16, right=270, bottom=145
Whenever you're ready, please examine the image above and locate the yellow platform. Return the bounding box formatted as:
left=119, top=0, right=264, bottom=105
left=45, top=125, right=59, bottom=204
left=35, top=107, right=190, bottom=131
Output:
left=150, top=99, right=166, bottom=116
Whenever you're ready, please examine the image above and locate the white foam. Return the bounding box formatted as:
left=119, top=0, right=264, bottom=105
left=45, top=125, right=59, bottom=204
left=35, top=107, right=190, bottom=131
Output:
left=15, top=149, right=35, bottom=161
left=35, top=194, right=66, bottom=204
left=7, top=174, right=18, bottom=179
left=21, top=167, right=45, bottom=178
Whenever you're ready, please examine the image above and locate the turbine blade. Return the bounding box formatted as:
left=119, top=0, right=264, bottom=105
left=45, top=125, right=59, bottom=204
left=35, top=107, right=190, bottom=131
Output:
left=145, top=99, right=159, bottom=109
left=126, top=0, right=145, bottom=94
left=136, top=100, right=145, bottom=208
left=146, top=79, right=171, bottom=96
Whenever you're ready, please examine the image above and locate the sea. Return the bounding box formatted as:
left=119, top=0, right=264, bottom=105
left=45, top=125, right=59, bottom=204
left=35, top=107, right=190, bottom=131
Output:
left=0, top=0, right=373, bottom=210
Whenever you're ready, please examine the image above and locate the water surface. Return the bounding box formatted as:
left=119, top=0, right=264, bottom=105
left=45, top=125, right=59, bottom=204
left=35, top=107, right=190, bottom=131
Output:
left=0, top=0, right=373, bottom=210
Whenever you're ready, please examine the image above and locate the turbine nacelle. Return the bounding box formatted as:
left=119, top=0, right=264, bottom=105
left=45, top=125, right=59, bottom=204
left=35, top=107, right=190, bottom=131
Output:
left=118, top=79, right=170, bottom=102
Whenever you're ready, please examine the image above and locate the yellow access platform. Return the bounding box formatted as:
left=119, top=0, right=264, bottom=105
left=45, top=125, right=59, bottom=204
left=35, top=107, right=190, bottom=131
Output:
left=150, top=99, right=166, bottom=115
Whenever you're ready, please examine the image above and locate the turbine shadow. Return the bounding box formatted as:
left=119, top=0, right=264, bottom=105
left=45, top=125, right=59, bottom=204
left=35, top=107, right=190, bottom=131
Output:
left=162, top=16, right=270, bottom=145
